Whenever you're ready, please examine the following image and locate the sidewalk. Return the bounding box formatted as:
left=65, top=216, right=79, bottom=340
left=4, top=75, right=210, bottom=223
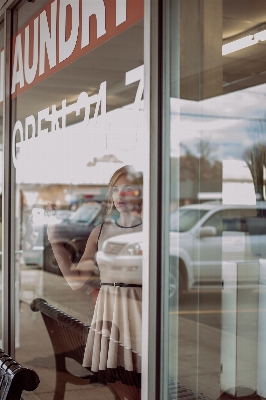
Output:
left=19, top=267, right=107, bottom=399
left=18, top=301, right=111, bottom=400
left=17, top=268, right=258, bottom=400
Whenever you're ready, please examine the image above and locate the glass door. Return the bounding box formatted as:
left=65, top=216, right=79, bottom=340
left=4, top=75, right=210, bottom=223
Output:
left=11, top=1, right=145, bottom=398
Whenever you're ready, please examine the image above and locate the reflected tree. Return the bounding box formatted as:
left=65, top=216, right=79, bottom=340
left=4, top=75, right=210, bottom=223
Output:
left=244, top=144, right=266, bottom=201
left=171, top=139, right=222, bottom=205
left=243, top=119, right=266, bottom=203
left=180, top=139, right=222, bottom=182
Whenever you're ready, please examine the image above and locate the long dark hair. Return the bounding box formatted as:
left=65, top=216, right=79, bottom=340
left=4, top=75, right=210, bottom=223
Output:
left=100, top=165, right=143, bottom=223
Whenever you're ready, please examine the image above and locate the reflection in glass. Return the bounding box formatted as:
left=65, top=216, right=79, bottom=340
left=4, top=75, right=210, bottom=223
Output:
left=168, top=1, right=266, bottom=399
left=13, top=1, right=144, bottom=399
left=68, top=203, right=102, bottom=224
left=170, top=208, right=209, bottom=232
left=48, top=166, right=142, bottom=399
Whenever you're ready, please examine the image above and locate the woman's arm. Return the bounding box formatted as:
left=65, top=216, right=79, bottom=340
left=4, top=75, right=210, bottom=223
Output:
left=48, top=224, right=101, bottom=290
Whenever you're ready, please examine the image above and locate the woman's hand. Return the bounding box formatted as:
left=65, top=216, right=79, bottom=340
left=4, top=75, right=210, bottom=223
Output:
left=46, top=204, right=60, bottom=243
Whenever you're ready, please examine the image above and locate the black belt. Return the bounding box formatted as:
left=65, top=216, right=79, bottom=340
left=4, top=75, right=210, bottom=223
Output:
left=101, top=283, right=142, bottom=287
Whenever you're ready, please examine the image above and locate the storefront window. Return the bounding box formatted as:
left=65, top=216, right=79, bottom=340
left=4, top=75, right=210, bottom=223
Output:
left=167, top=1, right=266, bottom=399
left=11, top=0, right=144, bottom=398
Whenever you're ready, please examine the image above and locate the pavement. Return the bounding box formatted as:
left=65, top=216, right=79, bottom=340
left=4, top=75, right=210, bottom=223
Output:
left=16, top=266, right=260, bottom=400
left=18, top=267, right=105, bottom=400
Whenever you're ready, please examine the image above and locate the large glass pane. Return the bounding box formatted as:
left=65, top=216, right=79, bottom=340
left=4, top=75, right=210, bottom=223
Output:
left=12, top=1, right=144, bottom=398
left=167, top=1, right=266, bottom=399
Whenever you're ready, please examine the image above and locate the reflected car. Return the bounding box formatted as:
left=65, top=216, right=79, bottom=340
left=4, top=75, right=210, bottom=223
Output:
left=97, top=230, right=143, bottom=284
left=96, top=202, right=266, bottom=306
left=31, top=207, right=74, bottom=225
left=24, top=202, right=118, bottom=275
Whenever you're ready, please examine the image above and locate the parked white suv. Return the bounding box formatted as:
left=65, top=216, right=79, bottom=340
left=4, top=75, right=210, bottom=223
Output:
left=97, top=202, right=266, bottom=305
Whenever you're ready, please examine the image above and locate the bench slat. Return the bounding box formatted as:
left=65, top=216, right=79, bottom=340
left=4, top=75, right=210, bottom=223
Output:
left=0, top=349, right=39, bottom=400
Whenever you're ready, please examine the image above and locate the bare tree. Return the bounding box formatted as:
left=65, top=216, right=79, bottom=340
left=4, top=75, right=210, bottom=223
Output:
left=243, top=119, right=266, bottom=202
left=180, top=139, right=222, bottom=182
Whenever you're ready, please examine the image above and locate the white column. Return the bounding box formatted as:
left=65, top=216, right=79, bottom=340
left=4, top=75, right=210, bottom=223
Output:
left=221, top=261, right=259, bottom=396
left=257, top=259, right=266, bottom=397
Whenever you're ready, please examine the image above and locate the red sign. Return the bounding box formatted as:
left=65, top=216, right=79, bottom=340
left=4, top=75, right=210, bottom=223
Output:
left=10, top=0, right=144, bottom=99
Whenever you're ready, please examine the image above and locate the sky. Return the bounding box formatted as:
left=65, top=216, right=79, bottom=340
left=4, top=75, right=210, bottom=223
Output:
left=13, top=80, right=266, bottom=186
left=171, top=83, right=266, bottom=163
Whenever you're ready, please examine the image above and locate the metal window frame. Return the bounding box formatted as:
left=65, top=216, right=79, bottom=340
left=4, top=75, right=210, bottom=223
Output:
left=2, top=8, right=16, bottom=356
left=160, top=0, right=171, bottom=397
left=142, top=0, right=171, bottom=398
left=142, top=0, right=160, bottom=397
left=0, top=0, right=26, bottom=17
left=0, top=0, right=38, bottom=359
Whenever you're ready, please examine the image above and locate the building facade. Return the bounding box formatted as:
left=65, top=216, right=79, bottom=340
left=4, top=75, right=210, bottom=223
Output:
left=0, top=0, right=265, bottom=399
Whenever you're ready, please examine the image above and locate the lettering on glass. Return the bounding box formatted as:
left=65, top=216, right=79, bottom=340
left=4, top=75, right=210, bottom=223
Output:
left=116, top=0, right=127, bottom=26
left=12, top=120, right=24, bottom=169
left=24, top=17, right=39, bottom=84
left=81, top=0, right=106, bottom=49
left=8, top=0, right=144, bottom=99
left=125, top=65, right=144, bottom=138
left=39, top=0, right=57, bottom=77
left=125, top=65, right=144, bottom=113
left=12, top=79, right=108, bottom=168
left=12, top=66, right=144, bottom=169
left=11, top=34, right=25, bottom=93
left=59, top=0, right=79, bottom=63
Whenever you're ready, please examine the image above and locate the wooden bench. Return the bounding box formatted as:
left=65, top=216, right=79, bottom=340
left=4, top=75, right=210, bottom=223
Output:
left=0, top=349, right=39, bottom=400
left=31, top=298, right=213, bottom=400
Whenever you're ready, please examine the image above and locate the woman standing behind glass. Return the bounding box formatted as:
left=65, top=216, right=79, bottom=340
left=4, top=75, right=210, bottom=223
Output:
left=47, top=165, right=143, bottom=400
